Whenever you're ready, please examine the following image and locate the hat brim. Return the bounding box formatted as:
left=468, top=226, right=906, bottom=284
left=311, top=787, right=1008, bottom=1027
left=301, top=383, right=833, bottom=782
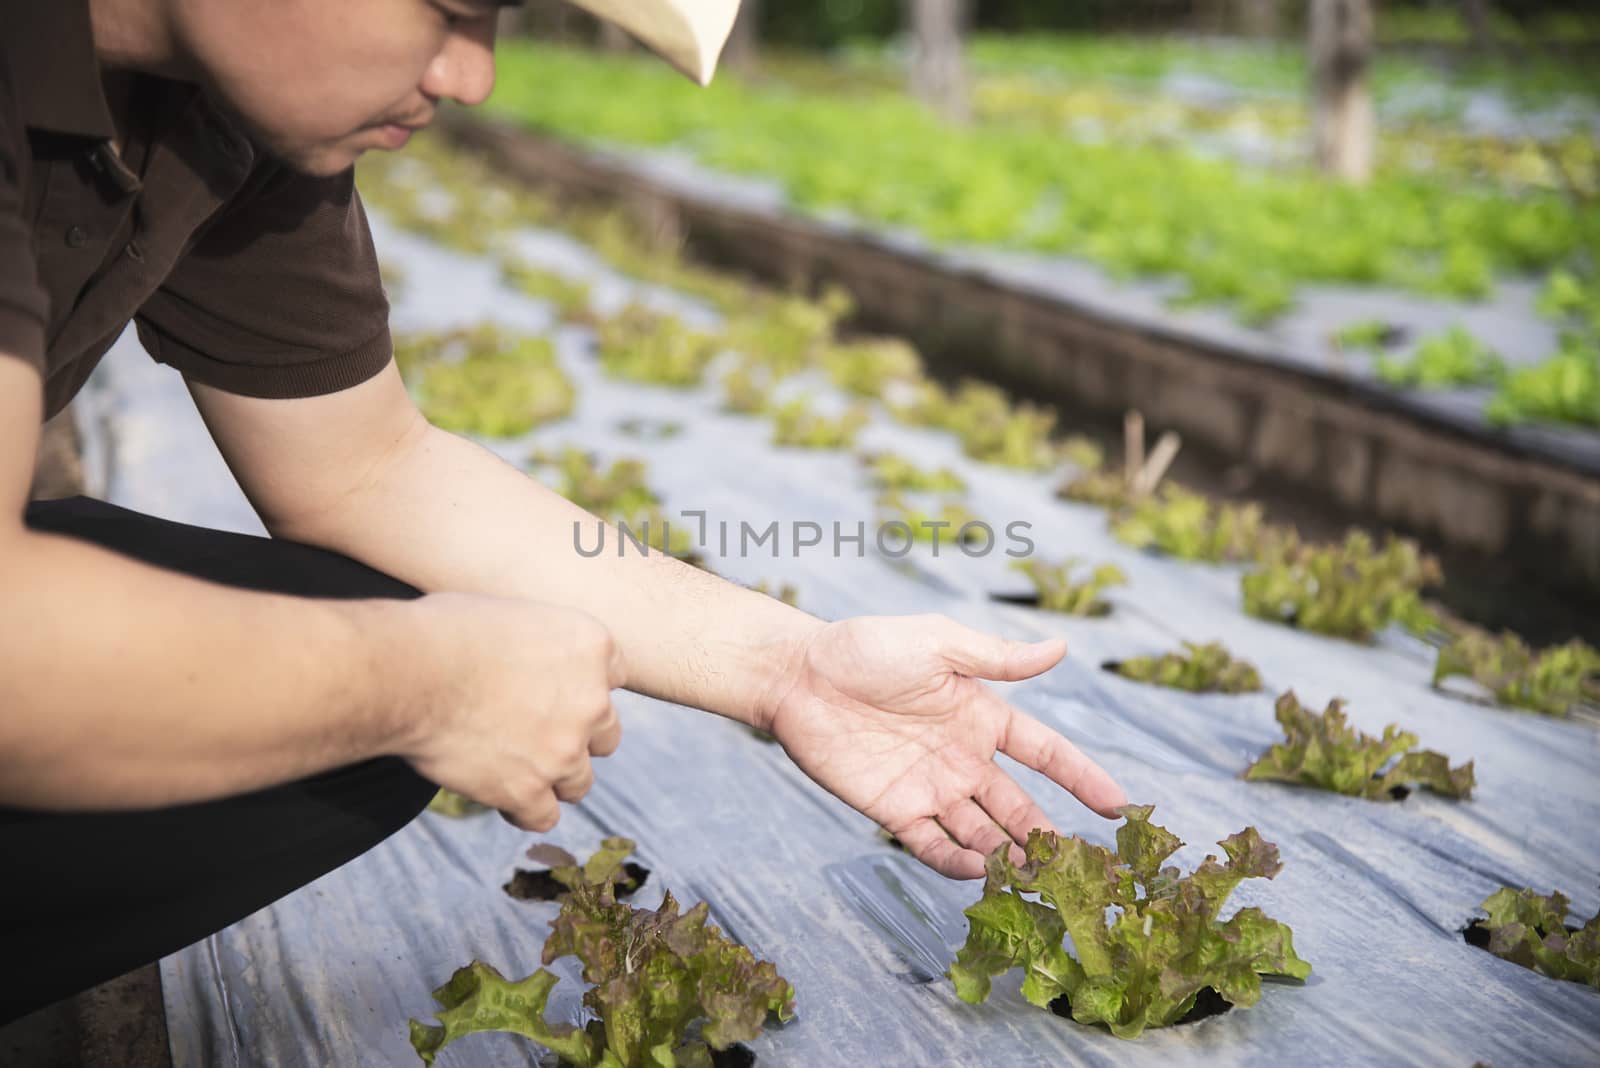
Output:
left=562, top=0, right=741, bottom=86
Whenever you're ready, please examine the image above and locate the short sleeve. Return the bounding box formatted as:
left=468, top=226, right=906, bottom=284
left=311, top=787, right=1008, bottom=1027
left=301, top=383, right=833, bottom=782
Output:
left=0, top=54, right=48, bottom=377
left=135, top=163, right=392, bottom=399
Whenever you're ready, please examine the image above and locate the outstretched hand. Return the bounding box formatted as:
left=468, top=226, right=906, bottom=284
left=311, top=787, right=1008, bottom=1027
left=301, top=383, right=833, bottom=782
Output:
left=761, top=614, right=1126, bottom=879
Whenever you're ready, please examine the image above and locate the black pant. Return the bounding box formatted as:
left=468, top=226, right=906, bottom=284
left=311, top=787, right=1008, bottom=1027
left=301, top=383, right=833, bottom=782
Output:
left=1, top=496, right=439, bottom=1025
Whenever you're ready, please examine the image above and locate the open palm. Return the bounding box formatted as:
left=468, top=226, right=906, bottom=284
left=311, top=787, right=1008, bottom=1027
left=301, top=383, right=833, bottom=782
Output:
left=763, top=613, right=1126, bottom=879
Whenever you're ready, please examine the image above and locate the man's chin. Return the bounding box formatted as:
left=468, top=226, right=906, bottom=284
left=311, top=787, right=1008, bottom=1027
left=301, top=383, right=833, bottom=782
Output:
left=270, top=141, right=367, bottom=178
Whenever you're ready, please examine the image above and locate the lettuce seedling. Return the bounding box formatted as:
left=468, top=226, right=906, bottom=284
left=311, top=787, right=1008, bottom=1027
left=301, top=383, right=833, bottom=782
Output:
left=1374, top=325, right=1506, bottom=389
left=721, top=286, right=853, bottom=380
left=1241, top=531, right=1441, bottom=642
left=597, top=303, right=722, bottom=387
left=1470, top=887, right=1600, bottom=989
left=1010, top=558, right=1127, bottom=616
left=1244, top=692, right=1475, bottom=801
left=411, top=838, right=795, bottom=1067
left=501, top=258, right=597, bottom=325
left=1109, top=641, right=1262, bottom=694
left=877, top=491, right=988, bottom=549
left=948, top=806, right=1310, bottom=1039
left=530, top=448, right=700, bottom=562
left=394, top=325, right=576, bottom=438
left=1112, top=485, right=1288, bottom=563
left=861, top=452, right=968, bottom=494
left=720, top=360, right=776, bottom=415
left=1331, top=318, right=1402, bottom=352
left=769, top=397, right=870, bottom=449
left=426, top=789, right=488, bottom=818
left=821, top=336, right=925, bottom=398
left=1433, top=628, right=1600, bottom=717
left=1485, top=333, right=1600, bottom=429
left=890, top=379, right=1059, bottom=470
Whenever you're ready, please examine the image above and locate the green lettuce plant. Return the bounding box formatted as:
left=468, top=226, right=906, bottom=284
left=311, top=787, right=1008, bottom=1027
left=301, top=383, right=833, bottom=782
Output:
left=1010, top=557, right=1127, bottom=616
left=1470, top=887, right=1600, bottom=989
left=394, top=325, right=576, bottom=437
left=948, top=806, right=1310, bottom=1039
left=769, top=397, right=870, bottom=449
left=860, top=452, right=967, bottom=493
left=1241, top=531, right=1441, bottom=642
left=1112, top=484, right=1287, bottom=563
left=1331, top=318, right=1401, bottom=352
left=1244, top=692, right=1475, bottom=801
left=721, top=287, right=853, bottom=379
left=877, top=492, right=988, bottom=549
left=720, top=359, right=776, bottom=414
left=1374, top=325, right=1506, bottom=389
left=596, top=303, right=722, bottom=387
left=821, top=336, right=925, bottom=398
left=891, top=380, right=1059, bottom=470
left=501, top=257, right=597, bottom=324
left=530, top=448, right=699, bottom=562
left=426, top=789, right=488, bottom=818
left=1432, top=628, right=1600, bottom=717
left=411, top=839, right=795, bottom=1067
left=1485, top=333, right=1600, bottom=428
left=1109, top=641, right=1262, bottom=694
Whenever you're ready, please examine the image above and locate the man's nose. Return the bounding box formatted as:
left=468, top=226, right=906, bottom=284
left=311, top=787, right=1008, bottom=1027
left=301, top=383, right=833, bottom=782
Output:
left=421, top=19, right=497, bottom=107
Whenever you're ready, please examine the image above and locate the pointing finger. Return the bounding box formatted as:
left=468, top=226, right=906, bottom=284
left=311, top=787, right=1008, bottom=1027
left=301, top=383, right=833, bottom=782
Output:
left=891, top=817, right=987, bottom=880
left=999, top=708, right=1126, bottom=817
left=975, top=767, right=1059, bottom=847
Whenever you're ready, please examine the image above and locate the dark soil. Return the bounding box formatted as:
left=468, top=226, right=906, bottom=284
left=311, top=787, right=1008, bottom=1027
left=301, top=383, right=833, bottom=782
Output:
left=1048, top=985, right=1232, bottom=1027
left=503, top=862, right=652, bottom=903
left=710, top=1044, right=757, bottom=1068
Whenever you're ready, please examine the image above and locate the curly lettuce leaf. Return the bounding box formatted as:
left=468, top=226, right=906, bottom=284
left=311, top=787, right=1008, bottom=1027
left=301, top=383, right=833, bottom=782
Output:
left=409, top=962, right=597, bottom=1067
left=948, top=807, right=1309, bottom=1039
left=1244, top=691, right=1474, bottom=801
left=416, top=840, right=793, bottom=1067
left=1476, top=887, right=1600, bottom=989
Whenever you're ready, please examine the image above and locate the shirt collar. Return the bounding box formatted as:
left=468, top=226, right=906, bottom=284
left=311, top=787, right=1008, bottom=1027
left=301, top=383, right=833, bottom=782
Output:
left=4, top=0, right=117, bottom=139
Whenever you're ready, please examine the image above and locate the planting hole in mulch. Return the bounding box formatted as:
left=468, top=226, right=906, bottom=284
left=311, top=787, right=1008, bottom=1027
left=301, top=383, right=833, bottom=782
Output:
left=502, top=862, right=652, bottom=903
left=988, top=592, right=1041, bottom=608
left=987, top=592, right=1111, bottom=617
left=1462, top=918, right=1578, bottom=951
left=1048, top=986, right=1231, bottom=1027
left=709, top=1043, right=757, bottom=1068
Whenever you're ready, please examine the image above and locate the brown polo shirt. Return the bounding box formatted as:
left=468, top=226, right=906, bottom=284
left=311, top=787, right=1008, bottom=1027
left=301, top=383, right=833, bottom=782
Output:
left=1, top=0, right=392, bottom=423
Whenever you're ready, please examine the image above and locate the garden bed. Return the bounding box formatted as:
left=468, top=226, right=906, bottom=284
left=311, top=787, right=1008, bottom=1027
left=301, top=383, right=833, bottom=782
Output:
left=435, top=111, right=1600, bottom=605
left=92, top=144, right=1600, bottom=1065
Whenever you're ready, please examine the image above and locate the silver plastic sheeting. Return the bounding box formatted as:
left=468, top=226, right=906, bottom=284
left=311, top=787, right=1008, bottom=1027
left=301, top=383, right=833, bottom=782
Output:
left=97, top=209, right=1600, bottom=1066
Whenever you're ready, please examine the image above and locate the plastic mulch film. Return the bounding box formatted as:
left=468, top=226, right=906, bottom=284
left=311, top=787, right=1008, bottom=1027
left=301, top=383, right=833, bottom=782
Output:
left=87, top=210, right=1600, bottom=1066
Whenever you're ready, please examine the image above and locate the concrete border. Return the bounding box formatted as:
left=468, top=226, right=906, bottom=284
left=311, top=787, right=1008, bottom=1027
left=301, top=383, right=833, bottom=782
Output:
left=438, top=114, right=1600, bottom=596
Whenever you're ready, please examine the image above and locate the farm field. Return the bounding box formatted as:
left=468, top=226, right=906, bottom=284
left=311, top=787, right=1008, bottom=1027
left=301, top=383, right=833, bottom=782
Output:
left=75, top=134, right=1593, bottom=1066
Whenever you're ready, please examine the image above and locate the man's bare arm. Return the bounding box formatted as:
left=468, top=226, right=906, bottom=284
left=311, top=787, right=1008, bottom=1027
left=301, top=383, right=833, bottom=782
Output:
left=0, top=358, right=421, bottom=807
left=191, top=363, right=823, bottom=729
left=0, top=357, right=621, bottom=824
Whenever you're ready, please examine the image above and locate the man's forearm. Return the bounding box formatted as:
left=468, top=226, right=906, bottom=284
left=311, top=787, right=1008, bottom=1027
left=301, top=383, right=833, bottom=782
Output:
left=0, top=529, right=421, bottom=809
left=267, top=424, right=822, bottom=727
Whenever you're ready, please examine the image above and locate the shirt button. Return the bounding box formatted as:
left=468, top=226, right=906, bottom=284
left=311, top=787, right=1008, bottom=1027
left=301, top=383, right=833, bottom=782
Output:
left=125, top=240, right=145, bottom=262
left=65, top=226, right=88, bottom=248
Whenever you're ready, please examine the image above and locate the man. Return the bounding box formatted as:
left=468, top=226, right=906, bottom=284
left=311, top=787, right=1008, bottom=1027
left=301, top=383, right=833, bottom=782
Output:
left=0, top=0, right=1126, bottom=1028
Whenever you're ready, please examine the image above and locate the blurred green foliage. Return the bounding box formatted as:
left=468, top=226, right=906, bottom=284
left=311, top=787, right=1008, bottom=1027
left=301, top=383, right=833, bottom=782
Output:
left=1242, top=531, right=1442, bottom=642
left=1110, top=640, right=1262, bottom=694
left=1433, top=627, right=1600, bottom=717
left=1375, top=325, right=1506, bottom=389
left=487, top=43, right=1599, bottom=327
left=393, top=325, right=575, bottom=437
left=1011, top=557, right=1127, bottom=616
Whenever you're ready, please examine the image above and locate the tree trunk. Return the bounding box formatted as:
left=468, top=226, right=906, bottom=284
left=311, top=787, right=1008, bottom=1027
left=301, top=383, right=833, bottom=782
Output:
left=1309, top=0, right=1376, bottom=184
left=724, top=0, right=763, bottom=75
left=906, top=0, right=970, bottom=124
left=1237, top=0, right=1286, bottom=39
left=1459, top=0, right=1500, bottom=57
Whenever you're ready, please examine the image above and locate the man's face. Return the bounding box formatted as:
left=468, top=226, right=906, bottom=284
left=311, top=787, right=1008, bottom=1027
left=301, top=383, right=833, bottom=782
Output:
left=171, top=0, right=502, bottom=175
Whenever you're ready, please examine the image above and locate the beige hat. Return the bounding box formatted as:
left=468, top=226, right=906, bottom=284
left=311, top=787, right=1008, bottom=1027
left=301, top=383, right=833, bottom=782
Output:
left=563, top=0, right=742, bottom=86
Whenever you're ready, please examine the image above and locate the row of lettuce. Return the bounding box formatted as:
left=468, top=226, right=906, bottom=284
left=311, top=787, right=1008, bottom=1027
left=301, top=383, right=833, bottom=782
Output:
left=473, top=43, right=1600, bottom=432
left=358, top=137, right=1598, bottom=1065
